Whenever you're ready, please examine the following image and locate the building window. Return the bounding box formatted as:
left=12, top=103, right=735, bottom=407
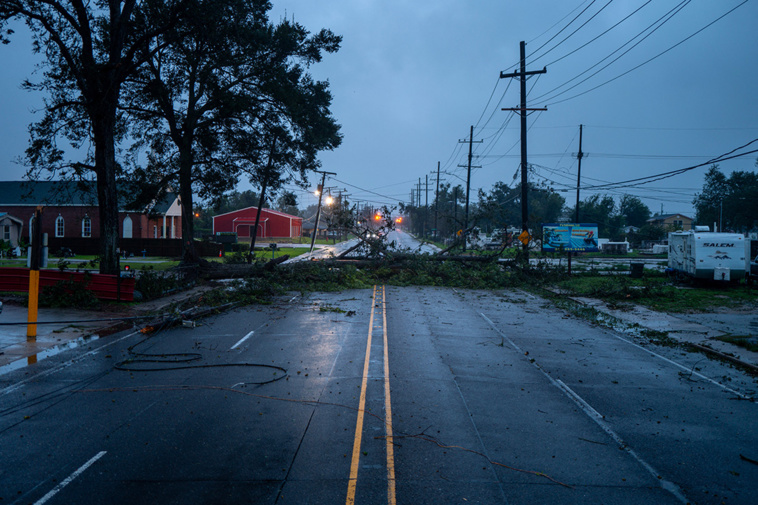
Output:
left=82, top=216, right=92, bottom=237
left=55, top=215, right=65, bottom=237
left=123, top=215, right=133, bottom=239
left=3, top=225, right=10, bottom=241
left=153, top=225, right=157, bottom=238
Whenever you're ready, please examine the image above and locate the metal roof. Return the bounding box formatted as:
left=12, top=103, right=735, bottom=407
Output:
left=0, top=180, right=179, bottom=215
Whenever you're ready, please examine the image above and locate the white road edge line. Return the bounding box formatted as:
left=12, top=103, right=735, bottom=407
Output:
left=607, top=333, right=750, bottom=400
left=479, top=312, right=688, bottom=504
left=34, top=451, right=107, bottom=505
left=231, top=330, right=255, bottom=350
left=553, top=379, right=688, bottom=503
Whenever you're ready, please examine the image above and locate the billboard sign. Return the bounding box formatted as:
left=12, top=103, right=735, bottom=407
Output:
left=542, top=223, right=599, bottom=252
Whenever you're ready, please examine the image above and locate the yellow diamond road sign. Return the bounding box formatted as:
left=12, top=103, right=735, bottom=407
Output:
left=518, top=230, right=531, bottom=245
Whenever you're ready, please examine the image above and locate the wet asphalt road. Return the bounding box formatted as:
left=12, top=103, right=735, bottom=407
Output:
left=1, top=286, right=757, bottom=505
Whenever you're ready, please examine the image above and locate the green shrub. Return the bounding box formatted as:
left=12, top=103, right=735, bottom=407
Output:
left=39, top=275, right=99, bottom=309
left=135, top=266, right=180, bottom=300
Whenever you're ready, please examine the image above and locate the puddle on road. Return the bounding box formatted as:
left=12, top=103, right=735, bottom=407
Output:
left=0, top=334, right=101, bottom=377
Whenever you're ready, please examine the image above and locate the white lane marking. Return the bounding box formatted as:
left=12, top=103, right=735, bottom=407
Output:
left=479, top=312, right=688, bottom=504
left=231, top=331, right=255, bottom=350
left=34, top=451, right=107, bottom=505
left=553, top=380, right=687, bottom=503
left=607, top=333, right=751, bottom=400
left=230, top=321, right=270, bottom=351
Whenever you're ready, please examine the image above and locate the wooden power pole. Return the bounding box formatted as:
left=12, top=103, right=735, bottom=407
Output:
left=500, top=41, right=546, bottom=256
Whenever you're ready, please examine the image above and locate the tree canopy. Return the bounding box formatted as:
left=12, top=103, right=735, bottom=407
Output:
left=618, top=194, right=651, bottom=228
left=0, top=0, right=186, bottom=274
left=476, top=182, right=565, bottom=232
left=123, top=0, right=342, bottom=262
left=567, top=194, right=622, bottom=239
left=1, top=0, right=341, bottom=268
left=693, top=163, right=758, bottom=232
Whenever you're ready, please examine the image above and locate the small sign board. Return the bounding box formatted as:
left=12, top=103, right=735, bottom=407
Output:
left=518, top=230, right=531, bottom=246
left=542, top=223, right=599, bottom=252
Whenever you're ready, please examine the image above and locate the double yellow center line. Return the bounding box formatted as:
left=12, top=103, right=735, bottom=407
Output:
left=346, top=285, right=396, bottom=505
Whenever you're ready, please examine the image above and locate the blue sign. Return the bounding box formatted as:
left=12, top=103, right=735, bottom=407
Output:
left=542, top=223, right=599, bottom=252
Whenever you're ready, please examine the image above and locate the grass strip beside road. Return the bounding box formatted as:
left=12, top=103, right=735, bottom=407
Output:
left=554, top=274, right=756, bottom=313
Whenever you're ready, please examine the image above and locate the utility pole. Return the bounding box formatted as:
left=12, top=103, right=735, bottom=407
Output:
left=417, top=178, right=422, bottom=209
left=453, top=186, right=458, bottom=236
left=310, top=170, right=336, bottom=253
left=501, top=41, right=547, bottom=255
left=27, top=206, right=43, bottom=341
left=424, top=174, right=429, bottom=238
left=417, top=178, right=422, bottom=235
left=458, top=125, right=482, bottom=250
left=575, top=124, right=584, bottom=223
left=434, top=161, right=441, bottom=240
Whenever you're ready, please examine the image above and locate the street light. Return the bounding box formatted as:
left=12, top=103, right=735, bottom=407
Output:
left=325, top=195, right=335, bottom=205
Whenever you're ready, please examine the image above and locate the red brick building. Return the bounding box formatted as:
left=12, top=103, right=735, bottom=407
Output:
left=0, top=180, right=182, bottom=246
left=212, top=207, right=302, bottom=239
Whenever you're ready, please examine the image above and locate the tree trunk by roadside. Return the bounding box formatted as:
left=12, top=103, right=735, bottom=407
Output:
left=92, top=98, right=121, bottom=275
left=179, top=140, right=199, bottom=264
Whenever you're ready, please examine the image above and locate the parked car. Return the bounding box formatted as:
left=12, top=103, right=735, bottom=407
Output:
left=56, top=247, right=75, bottom=258
left=749, top=254, right=758, bottom=284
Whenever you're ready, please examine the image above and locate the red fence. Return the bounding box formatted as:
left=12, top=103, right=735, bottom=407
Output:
left=0, top=267, right=135, bottom=302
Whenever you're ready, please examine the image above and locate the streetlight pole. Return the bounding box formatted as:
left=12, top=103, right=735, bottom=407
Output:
left=310, top=170, right=336, bottom=253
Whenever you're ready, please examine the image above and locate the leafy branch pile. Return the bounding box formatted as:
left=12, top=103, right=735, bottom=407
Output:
left=190, top=257, right=570, bottom=309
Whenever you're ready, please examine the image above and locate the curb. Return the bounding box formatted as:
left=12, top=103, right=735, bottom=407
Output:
left=685, top=342, right=758, bottom=375
left=557, top=294, right=758, bottom=374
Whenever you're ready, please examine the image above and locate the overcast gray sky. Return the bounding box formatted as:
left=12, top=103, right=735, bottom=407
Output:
left=2, top=0, right=757, bottom=219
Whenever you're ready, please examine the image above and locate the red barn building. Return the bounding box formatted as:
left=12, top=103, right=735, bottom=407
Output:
left=212, top=207, right=302, bottom=239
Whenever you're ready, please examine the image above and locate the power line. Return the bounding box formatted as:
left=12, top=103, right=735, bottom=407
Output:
left=543, top=1, right=653, bottom=67
left=330, top=177, right=404, bottom=204
left=529, top=0, right=615, bottom=64
left=526, top=0, right=599, bottom=61
left=533, top=0, right=691, bottom=104
left=527, top=0, right=594, bottom=45
left=472, top=77, right=502, bottom=130
left=544, top=0, right=748, bottom=106
left=579, top=138, right=758, bottom=191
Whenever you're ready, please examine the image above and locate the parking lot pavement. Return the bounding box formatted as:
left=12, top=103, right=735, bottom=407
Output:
left=0, top=285, right=213, bottom=372
left=0, top=303, right=129, bottom=370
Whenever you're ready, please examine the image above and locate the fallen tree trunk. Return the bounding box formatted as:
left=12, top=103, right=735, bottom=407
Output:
left=264, top=254, right=290, bottom=271
left=318, top=254, right=506, bottom=266
left=198, top=254, right=290, bottom=280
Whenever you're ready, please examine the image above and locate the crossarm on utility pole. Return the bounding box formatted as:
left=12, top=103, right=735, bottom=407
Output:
left=499, top=41, right=547, bottom=258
